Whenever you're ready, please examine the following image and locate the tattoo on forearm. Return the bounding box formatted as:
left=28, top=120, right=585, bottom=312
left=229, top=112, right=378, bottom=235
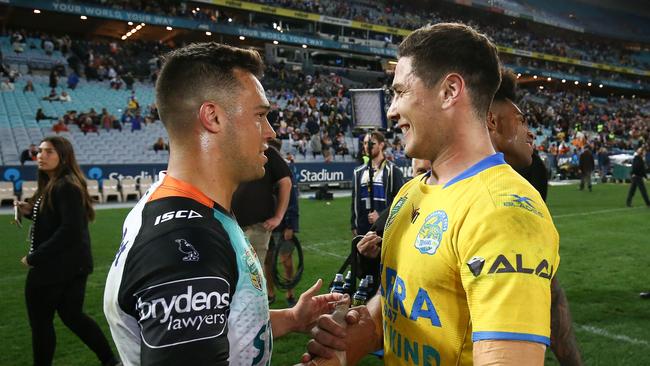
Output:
left=550, top=278, right=583, bottom=366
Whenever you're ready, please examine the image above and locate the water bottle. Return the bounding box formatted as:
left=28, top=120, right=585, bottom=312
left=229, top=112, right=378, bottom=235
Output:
left=330, top=273, right=345, bottom=294
left=342, top=271, right=354, bottom=295
left=352, top=277, right=370, bottom=306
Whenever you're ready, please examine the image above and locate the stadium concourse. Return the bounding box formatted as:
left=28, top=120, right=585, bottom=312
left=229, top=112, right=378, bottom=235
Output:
left=0, top=0, right=649, bottom=365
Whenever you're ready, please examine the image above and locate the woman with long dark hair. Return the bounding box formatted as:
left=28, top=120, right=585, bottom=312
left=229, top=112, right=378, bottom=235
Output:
left=14, top=136, right=119, bottom=366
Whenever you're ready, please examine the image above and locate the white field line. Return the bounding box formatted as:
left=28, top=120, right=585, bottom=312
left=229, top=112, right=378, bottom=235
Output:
left=552, top=206, right=644, bottom=219
left=577, top=324, right=649, bottom=347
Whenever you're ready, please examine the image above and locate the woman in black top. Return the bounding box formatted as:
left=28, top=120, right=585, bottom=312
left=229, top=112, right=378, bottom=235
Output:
left=15, top=136, right=119, bottom=366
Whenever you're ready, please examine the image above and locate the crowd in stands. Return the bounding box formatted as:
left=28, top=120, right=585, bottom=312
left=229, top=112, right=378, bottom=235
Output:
left=520, top=88, right=649, bottom=177
left=3, top=20, right=648, bottom=169
left=257, top=0, right=650, bottom=70
left=501, top=55, right=648, bottom=85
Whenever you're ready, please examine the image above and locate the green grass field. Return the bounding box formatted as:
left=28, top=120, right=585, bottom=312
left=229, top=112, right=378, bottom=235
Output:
left=1, top=183, right=649, bottom=365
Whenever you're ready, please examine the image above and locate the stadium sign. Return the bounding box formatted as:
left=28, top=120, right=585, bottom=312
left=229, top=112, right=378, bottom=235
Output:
left=1, top=162, right=368, bottom=191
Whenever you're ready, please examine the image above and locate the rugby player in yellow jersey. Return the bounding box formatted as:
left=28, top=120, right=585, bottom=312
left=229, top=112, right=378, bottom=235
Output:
left=303, top=23, right=560, bottom=365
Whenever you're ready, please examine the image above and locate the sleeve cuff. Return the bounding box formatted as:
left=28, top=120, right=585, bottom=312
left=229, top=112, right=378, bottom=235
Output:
left=472, top=331, right=550, bottom=346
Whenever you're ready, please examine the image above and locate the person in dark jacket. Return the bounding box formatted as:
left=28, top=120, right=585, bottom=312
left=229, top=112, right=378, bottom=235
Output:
left=626, top=146, right=650, bottom=207
left=579, top=146, right=595, bottom=191
left=351, top=131, right=404, bottom=237
left=14, top=136, right=119, bottom=366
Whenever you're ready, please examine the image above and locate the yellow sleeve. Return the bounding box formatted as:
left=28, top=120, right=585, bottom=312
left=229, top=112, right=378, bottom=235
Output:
left=456, top=202, right=560, bottom=346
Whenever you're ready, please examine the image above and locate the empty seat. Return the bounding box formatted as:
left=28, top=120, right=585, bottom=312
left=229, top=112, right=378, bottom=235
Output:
left=120, top=178, right=140, bottom=201
left=0, top=181, right=16, bottom=206
left=102, top=179, right=122, bottom=202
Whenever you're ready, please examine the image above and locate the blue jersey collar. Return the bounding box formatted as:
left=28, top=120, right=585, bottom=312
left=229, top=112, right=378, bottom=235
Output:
left=443, top=153, right=507, bottom=189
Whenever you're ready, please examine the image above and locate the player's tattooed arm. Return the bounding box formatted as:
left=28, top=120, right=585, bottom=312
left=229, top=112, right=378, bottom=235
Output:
left=550, top=277, right=583, bottom=366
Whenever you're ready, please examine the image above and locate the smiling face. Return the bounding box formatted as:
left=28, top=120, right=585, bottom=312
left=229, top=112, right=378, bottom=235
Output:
left=489, top=99, right=534, bottom=169
left=220, top=69, right=276, bottom=183
left=387, top=56, right=442, bottom=161
left=37, top=141, right=60, bottom=174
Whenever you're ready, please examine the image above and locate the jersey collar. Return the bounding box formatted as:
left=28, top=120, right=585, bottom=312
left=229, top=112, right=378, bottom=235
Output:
left=443, top=153, right=507, bottom=189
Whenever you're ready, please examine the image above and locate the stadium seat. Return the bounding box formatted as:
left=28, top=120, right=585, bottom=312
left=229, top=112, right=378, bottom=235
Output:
left=0, top=181, right=16, bottom=206
left=86, top=179, right=102, bottom=203
left=138, top=176, right=153, bottom=196
left=120, top=178, right=140, bottom=201
left=102, top=179, right=122, bottom=202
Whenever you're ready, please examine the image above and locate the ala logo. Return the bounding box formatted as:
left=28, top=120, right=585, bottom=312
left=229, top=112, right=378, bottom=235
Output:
left=175, top=239, right=199, bottom=262
left=414, top=210, right=448, bottom=255
left=154, top=210, right=203, bottom=226
left=135, top=277, right=230, bottom=348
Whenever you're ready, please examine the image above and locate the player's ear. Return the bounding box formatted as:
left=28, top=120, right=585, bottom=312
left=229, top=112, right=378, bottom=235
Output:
left=487, top=109, right=498, bottom=132
left=440, top=73, right=464, bottom=110
left=198, top=101, right=228, bottom=134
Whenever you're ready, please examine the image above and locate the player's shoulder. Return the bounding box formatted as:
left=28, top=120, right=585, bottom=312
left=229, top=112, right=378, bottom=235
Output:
left=477, top=164, right=553, bottom=222
left=124, top=196, right=236, bottom=268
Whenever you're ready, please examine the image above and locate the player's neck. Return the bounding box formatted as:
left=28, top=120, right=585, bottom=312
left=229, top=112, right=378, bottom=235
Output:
left=167, top=148, right=237, bottom=211
left=430, top=126, right=496, bottom=186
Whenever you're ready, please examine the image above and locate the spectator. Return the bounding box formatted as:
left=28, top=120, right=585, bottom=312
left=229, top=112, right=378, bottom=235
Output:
left=351, top=131, right=404, bottom=237
left=42, top=88, right=58, bottom=101
left=626, top=147, right=650, bottom=207
left=310, top=132, right=322, bottom=158
left=152, top=137, right=168, bottom=152
left=52, top=119, right=69, bottom=133
left=127, top=95, right=139, bottom=112
left=123, top=72, right=134, bottom=90
left=80, top=117, right=97, bottom=135
left=334, top=132, right=349, bottom=156
left=579, top=146, right=595, bottom=191
left=111, top=117, right=122, bottom=132
left=23, top=80, right=35, bottom=93
left=100, top=109, right=113, bottom=131
left=48, top=69, right=58, bottom=89
left=110, top=75, right=123, bottom=90
left=67, top=72, right=79, bottom=90
left=130, top=111, right=143, bottom=132
left=1, top=79, right=15, bottom=92
left=59, top=91, right=72, bottom=102
left=36, top=108, right=56, bottom=122
left=321, top=134, right=333, bottom=162
left=20, top=144, right=38, bottom=165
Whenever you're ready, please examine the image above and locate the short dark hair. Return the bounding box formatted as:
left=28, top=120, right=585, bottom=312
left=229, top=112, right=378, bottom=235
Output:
left=493, top=68, right=517, bottom=103
left=366, top=131, right=386, bottom=150
left=156, top=42, right=264, bottom=134
left=398, top=23, right=501, bottom=117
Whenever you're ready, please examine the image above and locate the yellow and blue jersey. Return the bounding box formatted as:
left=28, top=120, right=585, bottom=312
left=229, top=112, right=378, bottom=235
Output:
left=380, top=153, right=559, bottom=365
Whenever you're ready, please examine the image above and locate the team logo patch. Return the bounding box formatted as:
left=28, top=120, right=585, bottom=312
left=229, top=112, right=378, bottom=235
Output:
left=467, top=256, right=485, bottom=277
left=385, top=195, right=408, bottom=229
left=414, top=210, right=448, bottom=255
left=501, top=194, right=544, bottom=218
left=135, top=276, right=230, bottom=348
left=244, top=248, right=264, bottom=291
left=175, top=239, right=200, bottom=262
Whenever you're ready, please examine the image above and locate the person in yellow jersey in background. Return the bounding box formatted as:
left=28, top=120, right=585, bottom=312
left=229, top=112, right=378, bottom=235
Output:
left=302, top=22, right=560, bottom=366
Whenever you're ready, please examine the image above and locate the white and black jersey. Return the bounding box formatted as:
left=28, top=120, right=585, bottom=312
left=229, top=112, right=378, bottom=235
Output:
left=104, top=172, right=271, bottom=366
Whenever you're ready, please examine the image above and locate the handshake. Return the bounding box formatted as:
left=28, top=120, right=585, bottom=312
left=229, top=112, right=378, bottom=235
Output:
left=297, top=277, right=382, bottom=366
